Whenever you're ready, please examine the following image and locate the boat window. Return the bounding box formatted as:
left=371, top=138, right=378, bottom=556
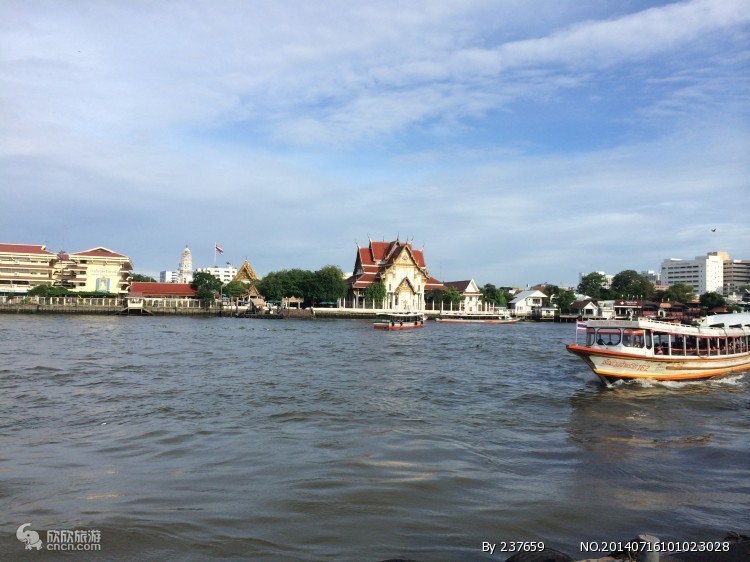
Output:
left=622, top=329, right=645, bottom=348
left=653, top=332, right=669, bottom=355
left=596, top=329, right=621, bottom=346
left=670, top=334, right=687, bottom=356
left=644, top=329, right=652, bottom=350
left=586, top=327, right=596, bottom=346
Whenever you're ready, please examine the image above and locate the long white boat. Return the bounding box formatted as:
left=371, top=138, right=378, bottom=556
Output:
left=435, top=313, right=517, bottom=324
left=566, top=313, right=750, bottom=385
left=373, top=312, right=425, bottom=330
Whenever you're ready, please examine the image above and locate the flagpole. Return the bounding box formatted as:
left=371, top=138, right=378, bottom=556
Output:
left=214, top=242, right=217, bottom=267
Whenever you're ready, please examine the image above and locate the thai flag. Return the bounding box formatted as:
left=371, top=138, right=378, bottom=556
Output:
left=215, top=244, right=224, bottom=254
left=576, top=321, right=587, bottom=332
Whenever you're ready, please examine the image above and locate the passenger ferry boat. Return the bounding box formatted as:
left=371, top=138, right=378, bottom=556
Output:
left=566, top=313, right=750, bottom=385
left=373, top=312, right=425, bottom=330
left=435, top=313, right=517, bottom=324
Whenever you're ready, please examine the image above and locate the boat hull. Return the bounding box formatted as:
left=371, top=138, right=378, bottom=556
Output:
left=373, top=321, right=424, bottom=330
left=435, top=318, right=517, bottom=324
left=566, top=344, right=750, bottom=385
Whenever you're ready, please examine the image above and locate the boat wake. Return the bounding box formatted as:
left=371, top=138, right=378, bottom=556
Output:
left=609, top=372, right=747, bottom=390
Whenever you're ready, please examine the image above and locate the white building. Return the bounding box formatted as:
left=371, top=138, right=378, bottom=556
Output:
left=178, top=246, right=193, bottom=284
left=159, top=270, right=177, bottom=283
left=509, top=289, right=548, bottom=317
left=442, top=279, right=483, bottom=312
left=195, top=266, right=238, bottom=284
left=660, top=252, right=725, bottom=294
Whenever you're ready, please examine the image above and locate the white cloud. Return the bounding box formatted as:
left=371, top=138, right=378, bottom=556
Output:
left=1, top=0, right=748, bottom=284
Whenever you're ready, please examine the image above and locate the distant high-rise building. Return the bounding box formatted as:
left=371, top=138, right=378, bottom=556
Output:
left=723, top=258, right=750, bottom=295
left=159, top=270, right=177, bottom=283
left=660, top=252, right=724, bottom=294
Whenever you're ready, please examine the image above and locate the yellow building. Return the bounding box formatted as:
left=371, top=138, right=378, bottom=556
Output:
left=0, top=243, right=133, bottom=296
left=58, top=247, right=133, bottom=295
left=0, top=243, right=57, bottom=294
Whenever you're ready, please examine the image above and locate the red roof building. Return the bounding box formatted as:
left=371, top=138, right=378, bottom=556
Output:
left=0, top=243, right=57, bottom=294
left=129, top=282, right=197, bottom=298
left=0, top=242, right=133, bottom=296
left=347, top=238, right=444, bottom=310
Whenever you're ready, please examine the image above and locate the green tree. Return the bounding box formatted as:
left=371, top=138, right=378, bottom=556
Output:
left=426, top=287, right=464, bottom=307
left=481, top=283, right=500, bottom=305
left=577, top=272, right=607, bottom=299
left=545, top=285, right=576, bottom=313
left=130, top=273, right=156, bottom=282
left=257, top=271, right=285, bottom=301
left=611, top=270, right=654, bottom=299
left=223, top=280, right=248, bottom=299
left=27, top=285, right=70, bottom=297
left=191, top=272, right=222, bottom=306
left=363, top=281, right=386, bottom=304
left=662, top=283, right=695, bottom=303
left=560, top=290, right=577, bottom=313
left=444, top=286, right=463, bottom=307
left=313, top=265, right=348, bottom=304
left=700, top=291, right=726, bottom=311
left=425, top=289, right=445, bottom=305
left=284, top=269, right=314, bottom=299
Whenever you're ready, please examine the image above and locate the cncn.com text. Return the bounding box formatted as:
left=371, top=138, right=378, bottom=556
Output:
left=47, top=543, right=102, bottom=551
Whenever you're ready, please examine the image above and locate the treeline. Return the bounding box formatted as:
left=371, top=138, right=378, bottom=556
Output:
left=576, top=269, right=739, bottom=313
left=127, top=266, right=349, bottom=307
left=425, top=284, right=511, bottom=308
left=255, top=265, right=348, bottom=306
left=25, top=285, right=118, bottom=298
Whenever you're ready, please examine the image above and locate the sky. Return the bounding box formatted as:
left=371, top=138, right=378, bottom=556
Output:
left=1, top=0, right=749, bottom=287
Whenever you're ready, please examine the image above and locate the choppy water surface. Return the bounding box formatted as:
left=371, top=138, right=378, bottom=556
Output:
left=1, top=315, right=748, bottom=560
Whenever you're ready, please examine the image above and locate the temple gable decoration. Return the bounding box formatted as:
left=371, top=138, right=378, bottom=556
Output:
left=232, top=259, right=262, bottom=299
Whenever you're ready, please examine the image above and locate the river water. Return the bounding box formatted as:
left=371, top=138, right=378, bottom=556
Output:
left=1, top=315, right=748, bottom=561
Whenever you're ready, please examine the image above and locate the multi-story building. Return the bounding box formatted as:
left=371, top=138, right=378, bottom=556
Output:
left=159, top=270, right=177, bottom=283
left=195, top=266, right=239, bottom=284
left=0, top=243, right=132, bottom=295
left=723, top=258, right=750, bottom=294
left=56, top=247, right=133, bottom=295
left=0, top=243, right=57, bottom=294
left=660, top=252, right=725, bottom=294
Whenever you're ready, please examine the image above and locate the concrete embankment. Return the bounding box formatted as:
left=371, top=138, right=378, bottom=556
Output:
left=0, top=304, right=319, bottom=318
left=0, top=303, right=225, bottom=316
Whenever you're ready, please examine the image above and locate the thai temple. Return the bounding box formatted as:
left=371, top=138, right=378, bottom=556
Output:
left=347, top=238, right=444, bottom=310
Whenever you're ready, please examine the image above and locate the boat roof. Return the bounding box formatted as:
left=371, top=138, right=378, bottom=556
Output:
left=583, top=317, right=750, bottom=336
left=701, top=312, right=750, bottom=327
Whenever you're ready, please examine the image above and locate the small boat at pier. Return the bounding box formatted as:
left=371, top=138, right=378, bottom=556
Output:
left=435, top=313, right=517, bottom=324
left=566, top=313, right=750, bottom=385
left=373, top=313, right=425, bottom=330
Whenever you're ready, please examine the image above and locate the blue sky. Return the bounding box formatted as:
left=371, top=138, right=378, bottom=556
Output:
left=1, top=0, right=748, bottom=286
